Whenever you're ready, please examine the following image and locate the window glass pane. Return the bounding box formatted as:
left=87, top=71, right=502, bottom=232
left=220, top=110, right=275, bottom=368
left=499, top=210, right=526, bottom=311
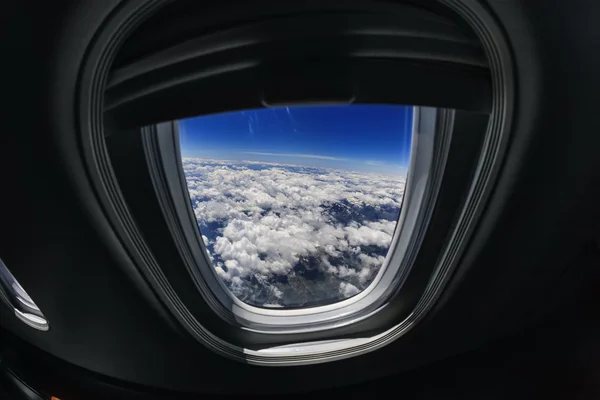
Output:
left=179, top=105, right=413, bottom=308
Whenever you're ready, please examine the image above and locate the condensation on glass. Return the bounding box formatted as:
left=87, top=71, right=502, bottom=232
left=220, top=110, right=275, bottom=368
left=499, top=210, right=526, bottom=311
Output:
left=178, top=104, right=413, bottom=308
left=0, top=258, right=49, bottom=331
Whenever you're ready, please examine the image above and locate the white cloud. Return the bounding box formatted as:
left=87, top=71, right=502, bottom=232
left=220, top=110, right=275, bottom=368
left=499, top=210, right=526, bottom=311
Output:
left=339, top=282, right=360, bottom=298
left=182, top=158, right=406, bottom=306
left=344, top=224, right=394, bottom=247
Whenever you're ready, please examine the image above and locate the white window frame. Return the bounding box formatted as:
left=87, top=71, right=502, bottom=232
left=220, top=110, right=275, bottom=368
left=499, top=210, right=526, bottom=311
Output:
left=157, top=106, right=447, bottom=334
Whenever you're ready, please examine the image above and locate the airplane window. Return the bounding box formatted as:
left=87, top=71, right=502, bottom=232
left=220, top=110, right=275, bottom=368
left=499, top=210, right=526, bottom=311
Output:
left=0, top=258, right=49, bottom=331
left=178, top=104, right=413, bottom=308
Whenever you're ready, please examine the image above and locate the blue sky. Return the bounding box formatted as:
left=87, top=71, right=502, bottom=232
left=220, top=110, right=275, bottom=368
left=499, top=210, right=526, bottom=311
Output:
left=178, top=104, right=413, bottom=175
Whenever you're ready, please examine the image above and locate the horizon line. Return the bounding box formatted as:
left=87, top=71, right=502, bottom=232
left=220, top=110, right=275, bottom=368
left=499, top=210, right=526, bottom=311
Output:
left=181, top=156, right=408, bottom=177
left=182, top=151, right=408, bottom=167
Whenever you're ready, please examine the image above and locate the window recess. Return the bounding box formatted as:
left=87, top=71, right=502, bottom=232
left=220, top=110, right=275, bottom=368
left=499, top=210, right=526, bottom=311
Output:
left=81, top=0, right=511, bottom=365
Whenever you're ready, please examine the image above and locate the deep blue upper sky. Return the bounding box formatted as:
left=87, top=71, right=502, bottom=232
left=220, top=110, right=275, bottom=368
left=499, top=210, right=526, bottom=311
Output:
left=178, top=104, right=413, bottom=175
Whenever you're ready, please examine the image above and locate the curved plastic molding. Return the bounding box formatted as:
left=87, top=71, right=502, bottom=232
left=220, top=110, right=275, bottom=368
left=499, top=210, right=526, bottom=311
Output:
left=76, top=0, right=513, bottom=365
left=0, top=259, right=49, bottom=331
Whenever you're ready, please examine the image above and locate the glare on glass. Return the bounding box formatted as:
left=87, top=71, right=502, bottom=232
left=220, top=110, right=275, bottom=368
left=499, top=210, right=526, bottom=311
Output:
left=178, top=104, right=412, bottom=308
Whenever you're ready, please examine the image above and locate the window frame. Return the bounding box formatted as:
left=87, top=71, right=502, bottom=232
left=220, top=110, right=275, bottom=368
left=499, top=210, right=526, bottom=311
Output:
left=0, top=258, right=49, bottom=332
left=104, top=104, right=493, bottom=365
left=145, top=106, right=449, bottom=334
left=70, top=0, right=515, bottom=366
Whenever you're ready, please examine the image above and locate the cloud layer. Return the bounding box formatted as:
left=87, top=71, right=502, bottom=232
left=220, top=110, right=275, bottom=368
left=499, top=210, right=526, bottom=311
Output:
left=183, top=158, right=405, bottom=308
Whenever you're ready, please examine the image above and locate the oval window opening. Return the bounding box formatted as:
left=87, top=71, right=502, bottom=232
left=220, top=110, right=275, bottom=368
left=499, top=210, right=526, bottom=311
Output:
left=178, top=104, right=413, bottom=309
left=0, top=258, right=49, bottom=331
